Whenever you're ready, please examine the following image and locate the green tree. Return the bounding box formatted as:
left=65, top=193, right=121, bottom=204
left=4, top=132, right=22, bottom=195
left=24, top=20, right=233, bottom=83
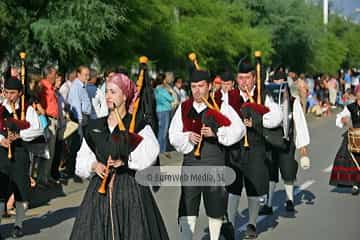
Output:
left=170, top=0, right=273, bottom=74
left=1, top=0, right=126, bottom=69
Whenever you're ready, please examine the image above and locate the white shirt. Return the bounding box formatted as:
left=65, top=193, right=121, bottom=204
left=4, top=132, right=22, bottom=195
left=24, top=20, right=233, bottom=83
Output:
left=91, top=88, right=108, bottom=119
left=0, top=99, right=44, bottom=142
left=168, top=101, right=245, bottom=154
left=336, top=106, right=351, bottom=129
left=292, top=96, right=310, bottom=149
left=59, top=80, right=72, bottom=103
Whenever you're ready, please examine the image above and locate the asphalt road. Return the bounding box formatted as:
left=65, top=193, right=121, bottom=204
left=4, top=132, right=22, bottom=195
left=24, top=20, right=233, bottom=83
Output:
left=1, top=110, right=359, bottom=240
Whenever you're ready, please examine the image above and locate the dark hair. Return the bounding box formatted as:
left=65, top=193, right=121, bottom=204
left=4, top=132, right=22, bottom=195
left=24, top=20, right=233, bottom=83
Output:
left=174, top=77, right=183, bottom=84
left=4, top=66, right=11, bottom=81
left=66, top=69, right=77, bottom=81
left=155, top=73, right=166, bottom=87
left=104, top=67, right=116, bottom=78
left=116, top=66, right=129, bottom=76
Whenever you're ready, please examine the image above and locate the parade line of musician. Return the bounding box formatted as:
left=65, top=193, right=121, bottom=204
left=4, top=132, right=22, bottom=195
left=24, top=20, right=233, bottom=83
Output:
left=0, top=50, right=317, bottom=240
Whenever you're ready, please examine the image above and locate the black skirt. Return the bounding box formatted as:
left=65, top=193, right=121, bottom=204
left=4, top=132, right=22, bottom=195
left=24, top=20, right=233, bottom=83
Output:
left=0, top=146, right=30, bottom=201
left=70, top=169, right=169, bottom=240
left=330, top=133, right=360, bottom=187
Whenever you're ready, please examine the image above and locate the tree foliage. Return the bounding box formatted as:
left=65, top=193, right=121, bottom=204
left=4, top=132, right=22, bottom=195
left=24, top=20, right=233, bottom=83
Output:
left=0, top=0, right=359, bottom=75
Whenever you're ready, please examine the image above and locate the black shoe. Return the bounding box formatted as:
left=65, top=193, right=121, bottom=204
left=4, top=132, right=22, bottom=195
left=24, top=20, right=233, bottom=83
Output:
left=244, top=224, right=257, bottom=239
left=352, top=186, right=359, bottom=195
left=11, top=226, right=24, bottom=238
left=285, top=200, right=295, bottom=212
left=0, top=232, right=3, bottom=240
left=259, top=205, right=273, bottom=215
left=220, top=221, right=235, bottom=240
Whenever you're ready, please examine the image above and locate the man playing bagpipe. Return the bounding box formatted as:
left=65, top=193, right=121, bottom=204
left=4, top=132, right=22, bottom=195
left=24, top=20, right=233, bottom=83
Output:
left=259, top=70, right=310, bottom=215
left=220, top=55, right=283, bottom=239
left=0, top=77, right=43, bottom=238
left=213, top=71, right=235, bottom=105
left=169, top=67, right=245, bottom=240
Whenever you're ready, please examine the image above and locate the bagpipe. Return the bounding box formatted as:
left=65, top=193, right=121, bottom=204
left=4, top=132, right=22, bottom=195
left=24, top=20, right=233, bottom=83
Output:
left=0, top=52, right=30, bottom=159
left=265, top=81, right=291, bottom=141
left=240, top=51, right=270, bottom=148
left=188, top=53, right=231, bottom=157
left=98, top=56, right=150, bottom=194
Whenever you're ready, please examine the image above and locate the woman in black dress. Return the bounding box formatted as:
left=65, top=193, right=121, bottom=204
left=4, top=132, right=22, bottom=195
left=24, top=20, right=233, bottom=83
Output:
left=330, top=86, right=360, bottom=195
left=70, top=73, right=169, bottom=239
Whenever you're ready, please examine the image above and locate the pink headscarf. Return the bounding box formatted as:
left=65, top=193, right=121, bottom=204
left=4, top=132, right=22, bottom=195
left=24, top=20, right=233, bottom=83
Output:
left=355, top=85, right=360, bottom=95
left=107, top=73, right=138, bottom=112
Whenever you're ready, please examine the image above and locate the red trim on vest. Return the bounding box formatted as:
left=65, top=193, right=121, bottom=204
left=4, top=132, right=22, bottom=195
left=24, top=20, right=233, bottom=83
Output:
left=227, top=88, right=270, bottom=115
left=227, top=89, right=242, bottom=115
left=0, top=106, right=5, bottom=132
left=181, top=99, right=202, bottom=134
left=214, top=90, right=223, bottom=106
left=181, top=97, right=230, bottom=131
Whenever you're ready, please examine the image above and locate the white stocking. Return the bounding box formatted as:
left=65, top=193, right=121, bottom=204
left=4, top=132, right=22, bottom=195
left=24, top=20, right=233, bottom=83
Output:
left=248, top=197, right=260, bottom=227
left=208, top=217, right=223, bottom=240
left=284, top=182, right=294, bottom=202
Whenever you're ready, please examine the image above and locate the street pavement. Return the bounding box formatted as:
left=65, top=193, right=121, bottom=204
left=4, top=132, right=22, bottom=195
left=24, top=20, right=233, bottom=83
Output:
left=1, top=109, right=359, bottom=240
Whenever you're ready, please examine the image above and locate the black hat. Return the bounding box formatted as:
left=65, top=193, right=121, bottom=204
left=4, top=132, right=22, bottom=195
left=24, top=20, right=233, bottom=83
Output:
left=4, top=77, right=23, bottom=91
left=190, top=70, right=211, bottom=83
left=220, top=71, right=234, bottom=82
left=237, top=57, right=254, bottom=73
left=273, top=70, right=287, bottom=81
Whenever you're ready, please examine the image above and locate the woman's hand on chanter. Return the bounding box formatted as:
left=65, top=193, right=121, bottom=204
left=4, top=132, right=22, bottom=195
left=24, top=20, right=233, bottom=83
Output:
left=107, top=156, right=125, bottom=168
left=92, top=161, right=108, bottom=179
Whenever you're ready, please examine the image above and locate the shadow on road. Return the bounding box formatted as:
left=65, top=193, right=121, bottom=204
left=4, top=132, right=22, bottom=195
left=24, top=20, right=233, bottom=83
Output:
left=0, top=206, right=79, bottom=239
left=29, top=184, right=66, bottom=209
left=195, top=188, right=317, bottom=239
left=330, top=186, right=354, bottom=194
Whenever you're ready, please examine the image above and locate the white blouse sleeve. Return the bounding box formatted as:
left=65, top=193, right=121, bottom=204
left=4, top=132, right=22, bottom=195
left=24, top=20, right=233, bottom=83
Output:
left=169, top=105, right=194, bottom=154
left=20, top=106, right=44, bottom=141
left=336, top=106, right=351, bottom=128
left=263, top=95, right=283, bottom=128
left=217, top=103, right=245, bottom=146
left=293, top=97, right=310, bottom=149
left=128, top=125, right=160, bottom=171
left=75, top=138, right=97, bottom=179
